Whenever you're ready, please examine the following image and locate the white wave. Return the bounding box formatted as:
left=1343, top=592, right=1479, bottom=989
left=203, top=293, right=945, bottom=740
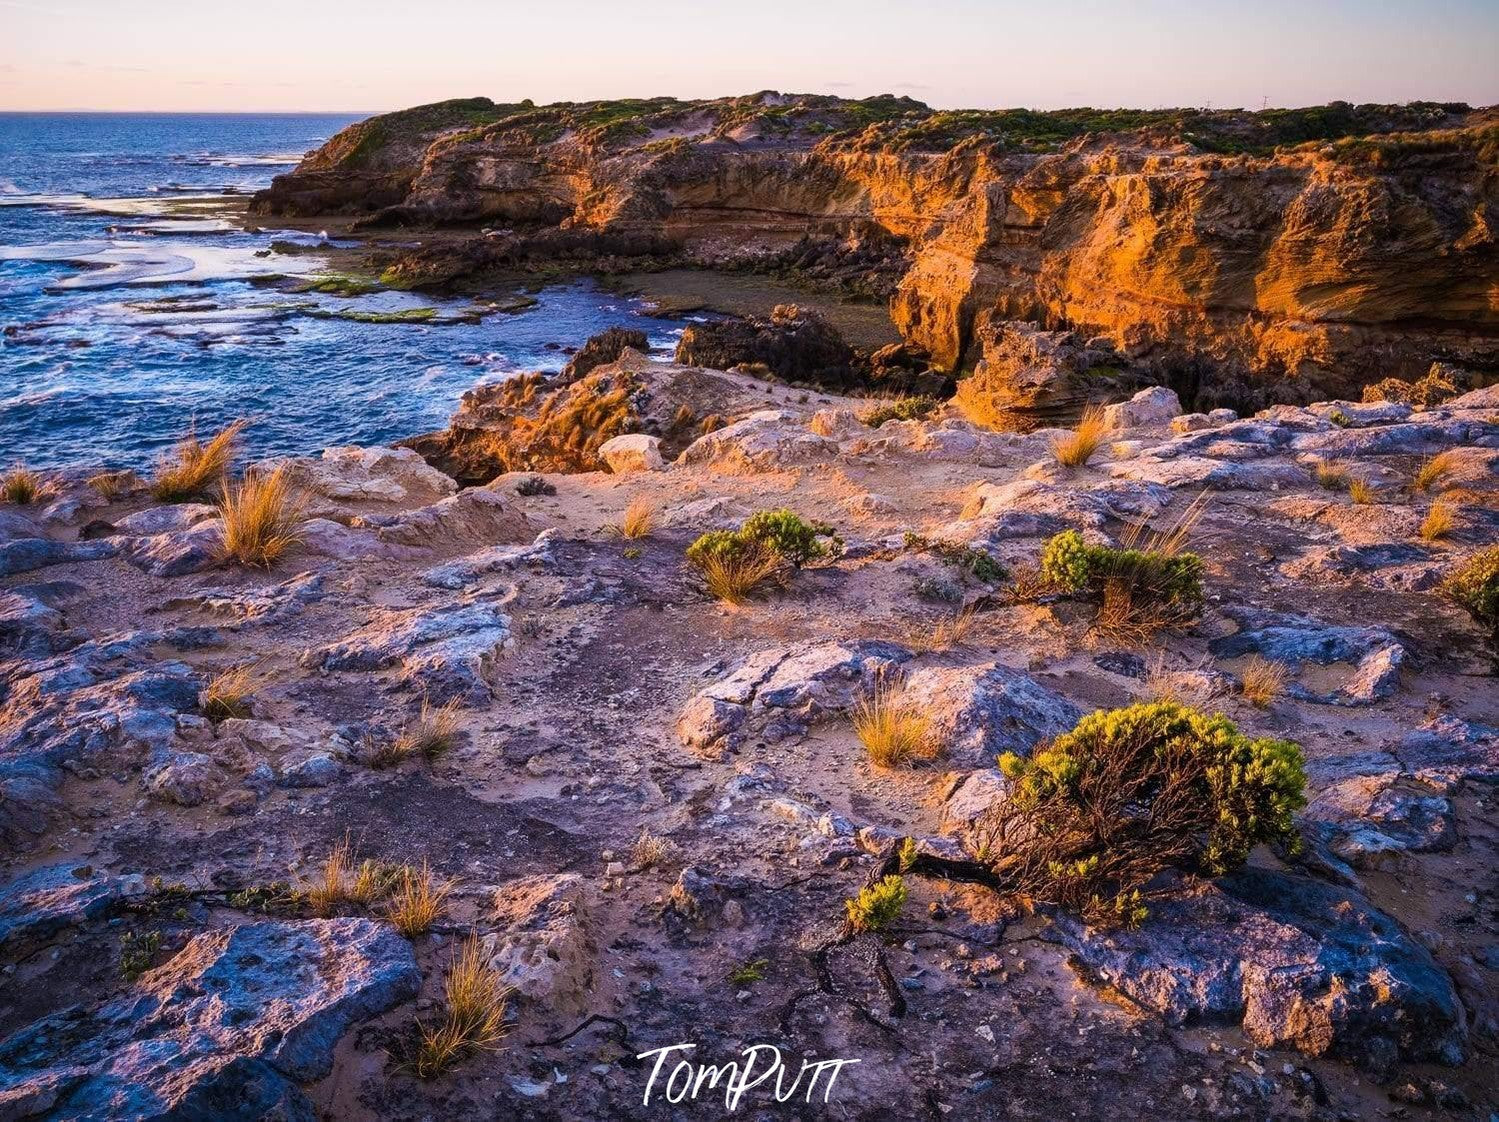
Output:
left=0, top=178, right=22, bottom=196
left=0, top=240, right=324, bottom=290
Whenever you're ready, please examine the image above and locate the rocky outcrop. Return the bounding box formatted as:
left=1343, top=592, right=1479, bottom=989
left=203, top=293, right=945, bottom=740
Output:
left=254, top=94, right=1499, bottom=400
left=1056, top=869, right=1466, bottom=1074
left=0, top=919, right=419, bottom=1120
left=673, top=305, right=858, bottom=387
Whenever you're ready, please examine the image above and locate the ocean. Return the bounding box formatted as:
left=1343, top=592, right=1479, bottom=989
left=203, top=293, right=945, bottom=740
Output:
left=0, top=113, right=690, bottom=470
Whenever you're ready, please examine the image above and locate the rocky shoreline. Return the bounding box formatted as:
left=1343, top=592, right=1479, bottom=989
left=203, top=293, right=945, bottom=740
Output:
left=1, top=322, right=1496, bottom=1116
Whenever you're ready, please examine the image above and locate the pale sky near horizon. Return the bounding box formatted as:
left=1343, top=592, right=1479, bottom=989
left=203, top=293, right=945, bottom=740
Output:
left=1, top=0, right=1496, bottom=114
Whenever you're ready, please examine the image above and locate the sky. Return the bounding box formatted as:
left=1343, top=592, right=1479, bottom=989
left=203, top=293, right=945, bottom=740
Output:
left=2, top=0, right=1496, bottom=113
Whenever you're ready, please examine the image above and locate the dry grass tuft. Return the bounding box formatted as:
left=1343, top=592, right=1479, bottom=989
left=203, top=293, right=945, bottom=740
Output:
left=631, top=828, right=678, bottom=870
left=151, top=419, right=245, bottom=501
left=1051, top=405, right=1108, bottom=469
left=387, top=860, right=450, bottom=936
left=87, top=469, right=140, bottom=500
left=700, top=546, right=782, bottom=605
left=305, top=838, right=357, bottom=916
left=215, top=465, right=305, bottom=568
left=617, top=496, right=656, bottom=540
left=1238, top=656, right=1288, bottom=709
left=394, top=696, right=462, bottom=762
left=1313, top=461, right=1351, bottom=491
left=1419, top=500, right=1458, bottom=542
left=199, top=663, right=261, bottom=721
left=913, top=606, right=977, bottom=652
left=1413, top=449, right=1461, bottom=492
left=853, top=683, right=938, bottom=768
left=348, top=859, right=395, bottom=906
left=1347, top=478, right=1377, bottom=505
left=408, top=937, right=511, bottom=1079
left=2, top=465, right=47, bottom=505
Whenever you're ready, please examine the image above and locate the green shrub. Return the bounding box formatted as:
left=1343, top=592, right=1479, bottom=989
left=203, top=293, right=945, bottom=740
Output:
left=686, top=508, right=842, bottom=572
left=903, top=532, right=1007, bottom=584
left=1443, top=547, right=1499, bottom=636
left=861, top=396, right=937, bottom=428
left=844, top=874, right=907, bottom=933
left=989, top=702, right=1305, bottom=925
left=1039, top=529, right=1203, bottom=610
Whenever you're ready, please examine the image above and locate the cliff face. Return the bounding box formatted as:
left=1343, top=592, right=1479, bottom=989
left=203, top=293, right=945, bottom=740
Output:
left=253, top=94, right=1499, bottom=399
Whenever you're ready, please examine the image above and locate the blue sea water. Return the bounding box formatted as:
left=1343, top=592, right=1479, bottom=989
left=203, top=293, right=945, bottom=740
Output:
left=0, top=113, right=690, bottom=470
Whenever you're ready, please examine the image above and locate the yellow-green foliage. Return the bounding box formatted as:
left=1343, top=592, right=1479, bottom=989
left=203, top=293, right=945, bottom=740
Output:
left=1039, top=529, right=1203, bottom=609
left=844, top=874, right=907, bottom=932
left=687, top=508, right=843, bottom=572
left=860, top=396, right=937, bottom=428
left=1442, top=546, right=1499, bottom=636
left=993, top=702, right=1305, bottom=923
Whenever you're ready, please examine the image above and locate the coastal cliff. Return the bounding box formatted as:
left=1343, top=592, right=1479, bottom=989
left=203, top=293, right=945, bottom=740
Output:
left=253, top=94, right=1499, bottom=400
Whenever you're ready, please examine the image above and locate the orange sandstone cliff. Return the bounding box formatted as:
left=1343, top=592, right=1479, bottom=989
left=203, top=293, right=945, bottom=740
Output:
left=253, top=94, right=1499, bottom=401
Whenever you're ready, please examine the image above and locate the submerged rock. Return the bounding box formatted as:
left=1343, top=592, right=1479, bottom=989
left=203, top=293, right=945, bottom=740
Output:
left=0, top=919, right=419, bottom=1120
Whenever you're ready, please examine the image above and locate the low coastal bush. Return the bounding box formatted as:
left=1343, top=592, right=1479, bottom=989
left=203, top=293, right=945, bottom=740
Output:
left=687, top=509, right=843, bottom=573
left=408, top=937, right=511, bottom=1079
left=1, top=465, right=45, bottom=505
left=1443, top=546, right=1499, bottom=636
left=215, top=465, right=305, bottom=567
left=860, top=395, right=937, bottom=428
left=984, top=702, right=1305, bottom=927
left=903, top=532, right=1007, bottom=584
left=1040, top=529, right=1204, bottom=611
left=1051, top=405, right=1108, bottom=468
left=151, top=419, right=245, bottom=502
left=844, top=874, right=907, bottom=933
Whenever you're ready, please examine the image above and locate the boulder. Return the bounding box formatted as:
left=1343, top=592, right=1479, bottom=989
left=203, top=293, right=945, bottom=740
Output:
left=120, top=522, right=224, bottom=578
left=483, top=874, right=593, bottom=1012
left=0, top=919, right=419, bottom=1120
left=1101, top=386, right=1182, bottom=430
left=952, top=320, right=1137, bottom=428
left=598, top=433, right=665, bottom=473
left=677, top=640, right=912, bottom=754
left=255, top=445, right=456, bottom=511
left=1055, top=869, right=1466, bottom=1074
left=112, top=504, right=217, bottom=536
left=561, top=326, right=649, bottom=381
left=672, top=304, right=857, bottom=387
left=676, top=410, right=837, bottom=473
left=900, top=662, right=1082, bottom=767
left=0, top=538, right=118, bottom=579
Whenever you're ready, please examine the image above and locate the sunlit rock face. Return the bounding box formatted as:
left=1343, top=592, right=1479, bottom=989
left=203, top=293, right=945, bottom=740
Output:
left=255, top=95, right=1499, bottom=402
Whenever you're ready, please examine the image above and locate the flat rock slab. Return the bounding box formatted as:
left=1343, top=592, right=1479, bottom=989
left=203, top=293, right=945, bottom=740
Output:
left=0, top=918, right=419, bottom=1121
left=0, top=539, right=118, bottom=579
left=1209, top=610, right=1405, bottom=706
left=678, top=640, right=911, bottom=753
left=0, top=864, right=147, bottom=952
left=1055, top=869, right=1465, bottom=1074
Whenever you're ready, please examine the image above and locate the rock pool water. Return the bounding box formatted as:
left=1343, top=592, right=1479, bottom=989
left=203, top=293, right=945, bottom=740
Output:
left=0, top=113, right=693, bottom=470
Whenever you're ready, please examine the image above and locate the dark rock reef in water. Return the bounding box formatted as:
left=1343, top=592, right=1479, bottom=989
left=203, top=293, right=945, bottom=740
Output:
left=253, top=93, right=1499, bottom=402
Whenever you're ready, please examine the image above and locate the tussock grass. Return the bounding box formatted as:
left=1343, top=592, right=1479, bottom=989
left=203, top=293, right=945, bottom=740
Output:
left=1420, top=500, right=1458, bottom=542
left=395, top=696, right=462, bottom=762
left=1414, top=449, right=1461, bottom=492
left=1314, top=461, right=1351, bottom=491
left=387, top=860, right=449, bottom=936
left=215, top=465, right=305, bottom=568
left=1, top=465, right=46, bottom=505
left=1238, top=656, right=1288, bottom=708
left=199, top=663, right=261, bottom=721
left=87, top=469, right=140, bottom=500
left=699, top=546, right=781, bottom=605
left=852, top=683, right=937, bottom=768
left=151, top=419, right=245, bottom=501
left=913, top=606, right=977, bottom=652
left=1347, top=478, right=1377, bottom=505
left=617, top=496, right=656, bottom=539
left=631, top=828, right=678, bottom=870
left=409, top=937, right=511, bottom=1079
left=1051, top=405, right=1108, bottom=468
left=306, top=838, right=357, bottom=916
